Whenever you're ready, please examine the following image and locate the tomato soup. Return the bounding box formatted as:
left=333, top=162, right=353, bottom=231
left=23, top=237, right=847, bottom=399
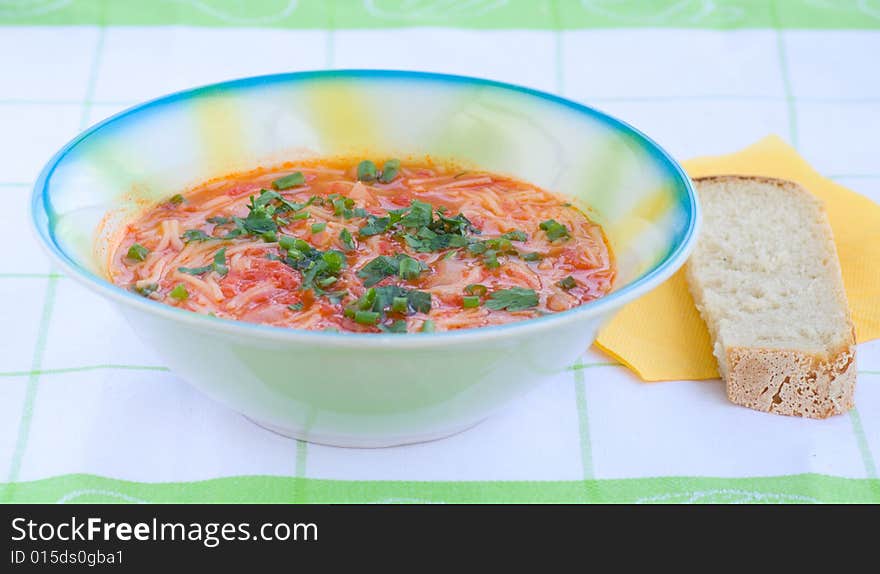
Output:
left=110, top=158, right=615, bottom=333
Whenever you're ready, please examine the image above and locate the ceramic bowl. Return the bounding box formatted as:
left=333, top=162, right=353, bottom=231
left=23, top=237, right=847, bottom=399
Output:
left=32, top=70, right=699, bottom=447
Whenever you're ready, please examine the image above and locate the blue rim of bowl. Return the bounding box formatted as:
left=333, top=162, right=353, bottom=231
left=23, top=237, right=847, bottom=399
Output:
left=31, top=69, right=700, bottom=348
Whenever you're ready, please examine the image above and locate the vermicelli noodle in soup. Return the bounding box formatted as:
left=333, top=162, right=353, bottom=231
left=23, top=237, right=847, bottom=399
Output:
left=110, top=158, right=615, bottom=333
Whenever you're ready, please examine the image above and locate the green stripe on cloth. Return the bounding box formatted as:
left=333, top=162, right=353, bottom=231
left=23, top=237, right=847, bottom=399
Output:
left=0, top=364, right=170, bottom=378
left=2, top=275, right=59, bottom=503
left=324, top=0, right=336, bottom=67
left=571, top=359, right=622, bottom=503
left=569, top=361, right=619, bottom=371
left=551, top=0, right=564, bottom=96
left=2, top=0, right=880, bottom=29
left=0, top=361, right=615, bottom=379
left=0, top=273, right=64, bottom=279
left=572, top=358, right=595, bottom=484
left=849, top=409, right=878, bottom=480
left=293, top=440, right=309, bottom=503
left=1, top=22, right=108, bottom=504
left=770, top=0, right=799, bottom=149
left=3, top=473, right=878, bottom=503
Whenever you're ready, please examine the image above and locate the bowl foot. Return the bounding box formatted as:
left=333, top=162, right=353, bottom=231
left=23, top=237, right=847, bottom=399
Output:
left=244, top=416, right=486, bottom=448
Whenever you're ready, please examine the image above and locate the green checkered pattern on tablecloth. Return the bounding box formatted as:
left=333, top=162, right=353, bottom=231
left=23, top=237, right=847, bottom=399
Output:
left=1, top=0, right=879, bottom=503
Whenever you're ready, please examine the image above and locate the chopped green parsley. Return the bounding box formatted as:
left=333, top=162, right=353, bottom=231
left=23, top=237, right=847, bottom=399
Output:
left=178, top=247, right=228, bottom=277
left=485, top=287, right=539, bottom=311
left=339, top=228, right=355, bottom=251
left=357, top=254, right=426, bottom=287
left=126, top=243, right=150, bottom=262
left=181, top=229, right=213, bottom=243
left=557, top=276, right=577, bottom=290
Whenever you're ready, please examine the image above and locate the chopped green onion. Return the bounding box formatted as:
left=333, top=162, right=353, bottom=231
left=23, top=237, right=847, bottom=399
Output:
left=169, top=283, right=189, bottom=301
left=355, top=255, right=423, bottom=286
left=126, top=243, right=150, bottom=262
left=391, top=296, right=409, bottom=314
left=521, top=252, right=543, bottom=262
left=397, top=255, right=423, bottom=281
left=379, top=159, right=401, bottom=183
left=339, top=228, right=355, bottom=251
left=272, top=171, right=306, bottom=190
left=291, top=211, right=310, bottom=221
left=557, top=276, right=577, bottom=290
left=168, top=194, right=185, bottom=206
left=311, top=222, right=327, bottom=234
left=462, top=295, right=481, bottom=309
left=357, top=288, right=377, bottom=310
left=483, top=250, right=500, bottom=269
left=321, top=250, right=345, bottom=273
left=421, top=319, right=435, bottom=333
left=354, top=310, right=380, bottom=325
left=262, top=230, right=277, bottom=242
left=357, top=160, right=378, bottom=182
left=278, top=235, right=298, bottom=251
left=486, top=237, right=513, bottom=252
left=539, top=219, right=570, bottom=241
left=317, top=276, right=338, bottom=288
left=331, top=196, right=356, bottom=218
left=465, top=284, right=487, bottom=297
left=287, top=249, right=306, bottom=262
left=288, top=302, right=304, bottom=311
left=468, top=242, right=487, bottom=255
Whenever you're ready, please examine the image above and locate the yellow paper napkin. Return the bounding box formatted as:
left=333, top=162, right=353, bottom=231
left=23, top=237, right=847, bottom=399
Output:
left=595, top=136, right=880, bottom=381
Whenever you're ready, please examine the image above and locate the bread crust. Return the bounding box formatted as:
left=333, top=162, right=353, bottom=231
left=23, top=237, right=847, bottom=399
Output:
left=725, top=344, right=856, bottom=419
left=692, top=175, right=823, bottom=208
left=687, top=175, right=857, bottom=419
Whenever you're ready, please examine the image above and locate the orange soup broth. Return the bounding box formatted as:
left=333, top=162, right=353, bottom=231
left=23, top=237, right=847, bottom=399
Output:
left=110, top=158, right=615, bottom=333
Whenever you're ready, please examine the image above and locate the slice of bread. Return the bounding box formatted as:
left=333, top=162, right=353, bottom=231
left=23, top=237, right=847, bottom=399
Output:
left=685, top=176, right=856, bottom=418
